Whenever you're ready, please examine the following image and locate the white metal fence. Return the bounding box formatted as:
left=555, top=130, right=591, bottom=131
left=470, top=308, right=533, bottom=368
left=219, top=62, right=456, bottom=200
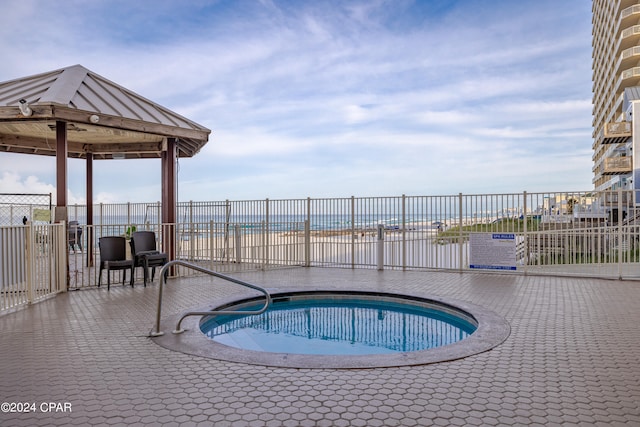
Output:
left=65, top=189, right=640, bottom=275
left=2, top=190, right=639, bottom=313
left=0, top=223, right=66, bottom=312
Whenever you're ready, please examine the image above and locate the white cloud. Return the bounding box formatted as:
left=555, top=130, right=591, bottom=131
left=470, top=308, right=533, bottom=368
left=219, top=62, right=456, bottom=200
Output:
left=0, top=0, right=594, bottom=202
left=0, top=172, right=54, bottom=194
left=0, top=172, right=86, bottom=204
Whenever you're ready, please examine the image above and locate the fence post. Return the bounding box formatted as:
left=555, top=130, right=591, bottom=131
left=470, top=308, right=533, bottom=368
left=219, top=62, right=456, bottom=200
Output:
left=618, top=188, right=623, bottom=280
left=402, top=194, right=406, bottom=271
left=304, top=220, right=311, bottom=267
left=459, top=193, right=464, bottom=272
left=235, top=224, right=242, bottom=264
left=265, top=198, right=270, bottom=268
left=156, top=202, right=161, bottom=235
left=25, top=223, right=34, bottom=303
left=188, top=200, right=194, bottom=261
left=523, top=191, right=528, bottom=275
left=209, top=220, right=215, bottom=269
left=57, top=223, right=67, bottom=293
left=223, top=199, right=230, bottom=261
left=306, top=197, right=311, bottom=267
left=377, top=224, right=384, bottom=271
left=351, top=196, right=356, bottom=269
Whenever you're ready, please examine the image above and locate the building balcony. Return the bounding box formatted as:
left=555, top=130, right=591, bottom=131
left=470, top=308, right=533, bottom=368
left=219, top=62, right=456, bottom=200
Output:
left=602, top=188, right=631, bottom=205
left=619, top=46, right=640, bottom=73
left=601, top=121, right=632, bottom=144
left=602, top=156, right=633, bottom=175
left=621, top=65, right=640, bottom=85
left=620, top=4, right=640, bottom=32
left=620, top=25, right=640, bottom=51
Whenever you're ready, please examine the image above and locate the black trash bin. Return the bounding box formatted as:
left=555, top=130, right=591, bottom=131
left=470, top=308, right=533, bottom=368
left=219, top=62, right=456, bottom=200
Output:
left=68, top=221, right=83, bottom=251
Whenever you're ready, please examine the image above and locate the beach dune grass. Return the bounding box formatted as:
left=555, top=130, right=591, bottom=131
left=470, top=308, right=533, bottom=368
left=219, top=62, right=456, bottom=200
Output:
left=437, top=217, right=541, bottom=243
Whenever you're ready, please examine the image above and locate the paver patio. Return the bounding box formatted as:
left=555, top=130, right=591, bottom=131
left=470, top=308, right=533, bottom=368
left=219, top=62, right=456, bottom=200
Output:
left=1, top=267, right=639, bottom=426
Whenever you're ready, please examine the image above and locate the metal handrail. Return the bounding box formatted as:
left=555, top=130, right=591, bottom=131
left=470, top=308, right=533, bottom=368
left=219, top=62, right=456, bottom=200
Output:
left=149, top=260, right=271, bottom=337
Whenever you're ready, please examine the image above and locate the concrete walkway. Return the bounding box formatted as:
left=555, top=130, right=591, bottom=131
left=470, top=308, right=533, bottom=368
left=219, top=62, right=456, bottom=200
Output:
left=1, top=267, right=640, bottom=426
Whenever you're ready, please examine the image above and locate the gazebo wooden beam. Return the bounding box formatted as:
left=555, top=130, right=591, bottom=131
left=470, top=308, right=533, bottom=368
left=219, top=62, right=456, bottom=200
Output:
left=0, top=106, right=208, bottom=142
left=0, top=131, right=202, bottom=159
left=0, top=134, right=163, bottom=151
left=59, top=107, right=208, bottom=141
left=55, top=120, right=67, bottom=219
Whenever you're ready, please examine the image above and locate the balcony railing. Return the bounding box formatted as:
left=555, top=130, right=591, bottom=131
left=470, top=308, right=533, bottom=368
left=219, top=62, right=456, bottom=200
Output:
left=620, top=25, right=640, bottom=50
left=603, top=156, right=633, bottom=175
left=602, top=121, right=632, bottom=144
left=621, top=65, right=640, bottom=82
left=621, top=4, right=640, bottom=21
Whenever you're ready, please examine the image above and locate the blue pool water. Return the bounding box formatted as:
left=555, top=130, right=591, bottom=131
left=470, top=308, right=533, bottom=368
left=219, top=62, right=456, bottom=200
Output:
left=199, top=294, right=477, bottom=356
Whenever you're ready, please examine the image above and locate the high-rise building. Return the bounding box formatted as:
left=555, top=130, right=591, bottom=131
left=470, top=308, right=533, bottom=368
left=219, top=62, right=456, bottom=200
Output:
left=592, top=0, right=639, bottom=192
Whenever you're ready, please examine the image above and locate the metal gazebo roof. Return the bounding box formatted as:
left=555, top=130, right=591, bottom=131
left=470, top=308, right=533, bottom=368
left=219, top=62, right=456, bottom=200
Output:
left=0, top=64, right=211, bottom=159
left=0, top=65, right=212, bottom=270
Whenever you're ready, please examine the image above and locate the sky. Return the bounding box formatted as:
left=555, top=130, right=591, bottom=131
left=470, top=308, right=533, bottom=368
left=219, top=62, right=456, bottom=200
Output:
left=0, top=0, right=594, bottom=203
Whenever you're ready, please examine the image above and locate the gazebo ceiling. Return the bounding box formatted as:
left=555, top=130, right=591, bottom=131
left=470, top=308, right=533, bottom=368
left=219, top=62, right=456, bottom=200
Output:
left=0, top=65, right=211, bottom=159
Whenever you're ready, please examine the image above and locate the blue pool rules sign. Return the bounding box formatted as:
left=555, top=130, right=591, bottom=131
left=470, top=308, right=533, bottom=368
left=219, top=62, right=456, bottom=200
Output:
left=469, top=233, right=517, bottom=271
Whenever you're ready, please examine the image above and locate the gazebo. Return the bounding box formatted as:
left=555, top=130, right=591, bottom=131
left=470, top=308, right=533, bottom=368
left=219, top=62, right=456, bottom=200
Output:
left=0, top=64, right=211, bottom=263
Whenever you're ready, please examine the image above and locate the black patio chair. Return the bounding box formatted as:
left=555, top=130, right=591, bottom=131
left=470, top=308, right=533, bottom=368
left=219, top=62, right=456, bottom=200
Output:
left=130, top=231, right=168, bottom=286
left=98, top=236, right=134, bottom=290
left=68, top=220, right=83, bottom=252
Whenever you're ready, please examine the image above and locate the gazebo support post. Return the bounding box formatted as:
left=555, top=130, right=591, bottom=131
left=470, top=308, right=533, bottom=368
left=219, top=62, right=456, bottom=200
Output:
left=161, top=137, right=177, bottom=274
left=55, top=121, right=68, bottom=222
left=55, top=120, right=69, bottom=288
left=86, top=153, right=94, bottom=267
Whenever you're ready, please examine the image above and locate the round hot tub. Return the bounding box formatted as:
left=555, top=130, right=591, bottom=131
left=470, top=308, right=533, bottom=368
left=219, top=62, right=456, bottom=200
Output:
left=152, top=290, right=510, bottom=369
left=200, top=292, right=478, bottom=355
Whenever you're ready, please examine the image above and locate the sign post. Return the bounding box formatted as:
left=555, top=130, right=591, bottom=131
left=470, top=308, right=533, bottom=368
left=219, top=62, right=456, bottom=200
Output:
left=377, top=224, right=384, bottom=271
left=469, top=233, right=517, bottom=271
